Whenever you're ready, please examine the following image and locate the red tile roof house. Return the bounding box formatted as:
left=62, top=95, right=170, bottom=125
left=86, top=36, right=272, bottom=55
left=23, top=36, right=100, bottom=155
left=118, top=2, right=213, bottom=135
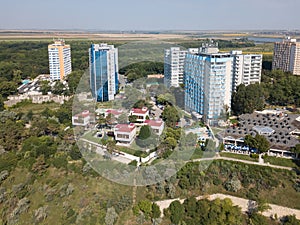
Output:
left=72, top=110, right=90, bottom=126
left=105, top=109, right=123, bottom=118
left=144, top=119, right=165, bottom=136
left=129, top=107, right=149, bottom=123
left=114, top=123, right=137, bottom=145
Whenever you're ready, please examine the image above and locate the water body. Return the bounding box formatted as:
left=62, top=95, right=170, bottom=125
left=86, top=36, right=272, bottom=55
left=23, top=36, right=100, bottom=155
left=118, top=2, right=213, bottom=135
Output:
left=247, top=37, right=283, bottom=43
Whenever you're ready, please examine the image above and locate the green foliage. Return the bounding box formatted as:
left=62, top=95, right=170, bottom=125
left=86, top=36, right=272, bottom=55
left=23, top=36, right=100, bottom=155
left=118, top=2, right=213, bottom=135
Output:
left=161, top=105, right=180, bottom=127
left=39, top=80, right=51, bottom=95
left=22, top=136, right=57, bottom=159
left=254, top=134, right=270, bottom=153
left=0, top=81, right=17, bottom=98
left=167, top=197, right=244, bottom=225
left=133, top=99, right=152, bottom=109
left=263, top=69, right=300, bottom=106
left=245, top=134, right=270, bottom=153
left=137, top=200, right=153, bottom=218
left=119, top=61, right=164, bottom=82
left=151, top=203, right=161, bottom=219
left=138, top=125, right=151, bottom=140
left=0, top=116, right=25, bottom=151
left=52, top=81, right=69, bottom=95
left=224, top=176, right=242, bottom=192
left=231, top=84, right=265, bottom=116
left=69, top=145, right=82, bottom=160
left=66, top=70, right=84, bottom=94
left=128, top=115, right=137, bottom=123
left=169, top=200, right=184, bottom=224
left=0, top=95, right=4, bottom=111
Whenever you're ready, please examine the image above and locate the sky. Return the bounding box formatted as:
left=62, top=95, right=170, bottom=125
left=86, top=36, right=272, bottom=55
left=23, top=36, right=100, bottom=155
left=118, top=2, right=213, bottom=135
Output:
left=0, top=0, right=299, bottom=30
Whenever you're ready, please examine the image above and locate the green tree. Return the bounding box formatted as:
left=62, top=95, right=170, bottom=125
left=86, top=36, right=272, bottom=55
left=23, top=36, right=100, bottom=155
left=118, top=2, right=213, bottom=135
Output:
left=244, top=135, right=258, bottom=149
left=151, top=203, right=161, bottom=219
left=231, top=84, right=265, bottom=116
left=254, top=134, right=270, bottom=153
left=169, top=200, right=184, bottom=225
left=0, top=81, right=17, bottom=98
left=138, top=125, right=151, bottom=140
left=0, top=95, right=4, bottom=111
left=161, top=105, right=180, bottom=127
left=40, top=80, right=51, bottom=95
left=52, top=81, right=68, bottom=95
left=128, top=115, right=137, bottom=123
left=138, top=200, right=152, bottom=218
left=67, top=70, right=83, bottom=94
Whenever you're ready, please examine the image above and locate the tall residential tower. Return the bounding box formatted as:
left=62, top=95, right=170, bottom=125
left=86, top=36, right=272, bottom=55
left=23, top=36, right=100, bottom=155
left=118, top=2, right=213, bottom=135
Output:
left=164, top=47, right=188, bottom=88
left=48, top=40, right=72, bottom=81
left=164, top=47, right=198, bottom=88
left=272, top=37, right=300, bottom=75
left=89, top=43, right=119, bottom=102
left=184, top=43, right=233, bottom=124
left=231, top=50, right=262, bottom=91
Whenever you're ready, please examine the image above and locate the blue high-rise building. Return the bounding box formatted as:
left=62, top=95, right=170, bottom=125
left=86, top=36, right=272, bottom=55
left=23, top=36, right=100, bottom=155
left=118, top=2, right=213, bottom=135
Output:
left=89, top=43, right=118, bottom=102
left=184, top=43, right=233, bottom=124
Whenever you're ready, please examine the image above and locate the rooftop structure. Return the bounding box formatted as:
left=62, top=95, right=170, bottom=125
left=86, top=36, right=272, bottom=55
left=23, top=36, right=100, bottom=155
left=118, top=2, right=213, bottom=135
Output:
left=252, top=126, right=275, bottom=136
left=222, top=112, right=300, bottom=150
left=114, top=123, right=136, bottom=144
left=144, top=119, right=165, bottom=135
left=130, top=107, right=149, bottom=123
left=72, top=110, right=90, bottom=126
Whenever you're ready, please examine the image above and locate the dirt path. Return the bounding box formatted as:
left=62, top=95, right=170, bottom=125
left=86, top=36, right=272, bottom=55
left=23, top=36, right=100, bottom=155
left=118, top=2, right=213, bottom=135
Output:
left=155, top=193, right=300, bottom=219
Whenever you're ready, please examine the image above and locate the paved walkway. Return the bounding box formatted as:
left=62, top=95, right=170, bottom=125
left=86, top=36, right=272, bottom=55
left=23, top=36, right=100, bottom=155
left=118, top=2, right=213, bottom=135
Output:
left=155, top=193, right=300, bottom=219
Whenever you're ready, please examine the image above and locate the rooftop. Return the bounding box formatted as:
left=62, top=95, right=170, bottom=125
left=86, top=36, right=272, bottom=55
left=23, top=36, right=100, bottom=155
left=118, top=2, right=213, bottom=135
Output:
left=222, top=112, right=300, bottom=150
left=145, top=119, right=163, bottom=127
left=131, top=107, right=148, bottom=114
left=115, top=123, right=136, bottom=133
left=252, top=126, right=274, bottom=134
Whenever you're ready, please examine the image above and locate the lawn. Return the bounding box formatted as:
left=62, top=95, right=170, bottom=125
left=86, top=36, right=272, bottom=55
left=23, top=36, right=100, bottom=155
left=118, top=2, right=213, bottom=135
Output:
left=81, top=130, right=102, bottom=144
left=263, top=155, right=300, bottom=169
left=220, top=152, right=258, bottom=162
left=115, top=145, right=149, bottom=158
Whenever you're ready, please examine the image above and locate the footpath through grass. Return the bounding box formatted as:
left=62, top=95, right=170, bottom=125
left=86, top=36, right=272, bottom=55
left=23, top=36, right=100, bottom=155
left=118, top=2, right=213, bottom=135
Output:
left=220, top=152, right=258, bottom=162
left=263, top=155, right=300, bottom=169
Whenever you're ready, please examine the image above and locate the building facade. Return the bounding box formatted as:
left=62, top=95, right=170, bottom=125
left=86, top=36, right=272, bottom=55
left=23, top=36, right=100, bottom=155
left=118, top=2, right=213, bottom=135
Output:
left=48, top=40, right=72, bottom=81
left=130, top=107, right=149, bottom=123
left=231, top=50, right=262, bottom=91
left=184, top=43, right=233, bottom=124
left=114, top=123, right=136, bottom=144
left=164, top=47, right=199, bottom=88
left=272, top=37, right=300, bottom=75
left=164, top=47, right=188, bottom=88
left=89, top=43, right=119, bottom=102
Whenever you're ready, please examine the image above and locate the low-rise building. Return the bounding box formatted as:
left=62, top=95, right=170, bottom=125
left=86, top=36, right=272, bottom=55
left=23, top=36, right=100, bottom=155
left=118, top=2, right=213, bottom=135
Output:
left=130, top=107, right=149, bottom=123
left=72, top=110, right=90, bottom=126
left=114, top=123, right=136, bottom=144
left=144, top=119, right=164, bottom=135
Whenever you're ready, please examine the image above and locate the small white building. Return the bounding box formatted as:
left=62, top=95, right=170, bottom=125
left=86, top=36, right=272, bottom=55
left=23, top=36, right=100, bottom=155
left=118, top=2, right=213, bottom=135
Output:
left=72, top=110, right=90, bottom=126
left=252, top=126, right=275, bottom=136
left=114, top=123, right=137, bottom=144
left=144, top=119, right=164, bottom=136
left=130, top=107, right=149, bottom=123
